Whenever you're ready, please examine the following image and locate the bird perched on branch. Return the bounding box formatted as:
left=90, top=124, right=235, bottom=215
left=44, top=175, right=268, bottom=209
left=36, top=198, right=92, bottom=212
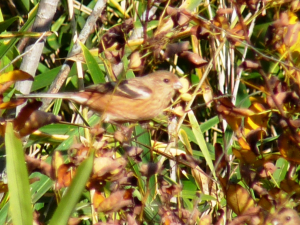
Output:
left=20, top=71, right=183, bottom=123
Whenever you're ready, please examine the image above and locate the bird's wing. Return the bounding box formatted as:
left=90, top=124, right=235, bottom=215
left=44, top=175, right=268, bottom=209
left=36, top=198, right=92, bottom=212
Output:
left=85, top=82, right=115, bottom=93
left=84, top=79, right=153, bottom=100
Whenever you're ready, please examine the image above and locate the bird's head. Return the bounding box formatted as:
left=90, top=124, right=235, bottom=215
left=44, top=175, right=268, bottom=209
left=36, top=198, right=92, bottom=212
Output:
left=146, top=71, right=183, bottom=91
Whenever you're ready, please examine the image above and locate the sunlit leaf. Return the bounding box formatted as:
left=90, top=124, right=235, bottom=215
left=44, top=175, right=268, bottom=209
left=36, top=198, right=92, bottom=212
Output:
left=0, top=70, right=33, bottom=84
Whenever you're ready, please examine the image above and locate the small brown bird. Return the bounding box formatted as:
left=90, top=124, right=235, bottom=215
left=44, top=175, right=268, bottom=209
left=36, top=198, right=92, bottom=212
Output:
left=20, top=71, right=183, bottom=123
left=271, top=208, right=300, bottom=225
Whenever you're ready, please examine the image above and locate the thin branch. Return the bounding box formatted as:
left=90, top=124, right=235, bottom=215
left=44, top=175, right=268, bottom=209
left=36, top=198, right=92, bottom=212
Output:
left=41, top=0, right=107, bottom=111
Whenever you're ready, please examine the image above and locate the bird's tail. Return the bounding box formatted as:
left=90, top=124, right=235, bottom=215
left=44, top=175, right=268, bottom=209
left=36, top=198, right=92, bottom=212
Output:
left=17, top=92, right=89, bottom=104
left=18, top=93, right=75, bottom=100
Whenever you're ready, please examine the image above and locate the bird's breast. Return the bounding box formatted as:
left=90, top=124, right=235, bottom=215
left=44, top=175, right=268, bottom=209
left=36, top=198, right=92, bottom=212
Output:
left=76, top=90, right=173, bottom=123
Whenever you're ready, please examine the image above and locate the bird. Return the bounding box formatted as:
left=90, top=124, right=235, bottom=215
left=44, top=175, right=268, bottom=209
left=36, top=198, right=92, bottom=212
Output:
left=19, top=71, right=183, bottom=123
left=270, top=208, right=300, bottom=225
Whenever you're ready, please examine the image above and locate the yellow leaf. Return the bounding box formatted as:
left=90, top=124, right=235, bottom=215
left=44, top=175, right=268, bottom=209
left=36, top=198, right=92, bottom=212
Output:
left=0, top=70, right=33, bottom=84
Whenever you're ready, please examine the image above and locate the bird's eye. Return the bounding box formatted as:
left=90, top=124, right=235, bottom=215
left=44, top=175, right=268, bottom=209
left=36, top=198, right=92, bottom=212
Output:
left=163, top=79, right=170, bottom=83
left=286, top=216, right=291, bottom=221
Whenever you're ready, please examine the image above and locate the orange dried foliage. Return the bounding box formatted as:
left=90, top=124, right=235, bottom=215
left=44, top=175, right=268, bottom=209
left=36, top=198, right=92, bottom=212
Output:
left=0, top=98, right=26, bottom=109
left=257, top=196, right=273, bottom=211
left=278, top=131, right=300, bottom=163
left=0, top=70, right=33, bottom=84
left=227, top=23, right=245, bottom=46
left=12, top=100, right=61, bottom=137
left=280, top=179, right=300, bottom=196
left=237, top=137, right=251, bottom=150
left=226, top=183, right=255, bottom=215
left=0, top=181, right=8, bottom=193
left=93, top=157, right=127, bottom=181
left=98, top=19, right=133, bottom=53
left=244, top=97, right=269, bottom=135
left=52, top=151, right=64, bottom=179
left=232, top=148, right=257, bottom=164
left=93, top=191, right=105, bottom=209
left=69, top=144, right=89, bottom=165
left=96, top=189, right=134, bottom=213
left=56, top=163, right=76, bottom=189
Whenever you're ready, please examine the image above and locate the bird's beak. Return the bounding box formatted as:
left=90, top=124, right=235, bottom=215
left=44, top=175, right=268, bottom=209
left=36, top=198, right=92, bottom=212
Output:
left=173, top=81, right=183, bottom=90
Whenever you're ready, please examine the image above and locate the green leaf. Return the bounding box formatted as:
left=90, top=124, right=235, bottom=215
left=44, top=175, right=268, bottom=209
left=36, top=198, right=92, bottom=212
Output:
left=51, top=14, right=67, bottom=32
left=0, top=4, right=38, bottom=60
left=182, top=190, right=216, bottom=201
left=182, top=0, right=202, bottom=11
left=49, top=150, right=94, bottom=225
left=54, top=115, right=100, bottom=151
left=19, top=0, right=30, bottom=12
left=31, top=66, right=61, bottom=91
left=31, top=64, right=81, bottom=92
left=188, top=111, right=216, bottom=179
left=5, top=122, right=33, bottom=225
left=30, top=173, right=53, bottom=203
left=0, top=17, right=20, bottom=33
left=200, top=116, right=219, bottom=132
left=47, top=33, right=61, bottom=50
left=181, top=116, right=219, bottom=144
left=53, top=98, right=62, bottom=115
left=79, top=41, right=106, bottom=84
left=274, top=158, right=288, bottom=184
left=0, top=196, right=9, bottom=224
left=179, top=128, right=193, bottom=155
left=135, top=125, right=151, bottom=162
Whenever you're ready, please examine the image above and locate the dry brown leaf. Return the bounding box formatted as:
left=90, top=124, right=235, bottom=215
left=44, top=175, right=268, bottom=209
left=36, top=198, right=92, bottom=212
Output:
left=93, top=157, right=127, bottom=180
left=179, top=51, right=208, bottom=67
left=97, top=189, right=134, bottom=213
left=278, top=131, right=300, bottom=163
left=56, top=163, right=76, bottom=189
left=226, top=183, right=255, bottom=215
left=164, top=42, right=189, bottom=58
